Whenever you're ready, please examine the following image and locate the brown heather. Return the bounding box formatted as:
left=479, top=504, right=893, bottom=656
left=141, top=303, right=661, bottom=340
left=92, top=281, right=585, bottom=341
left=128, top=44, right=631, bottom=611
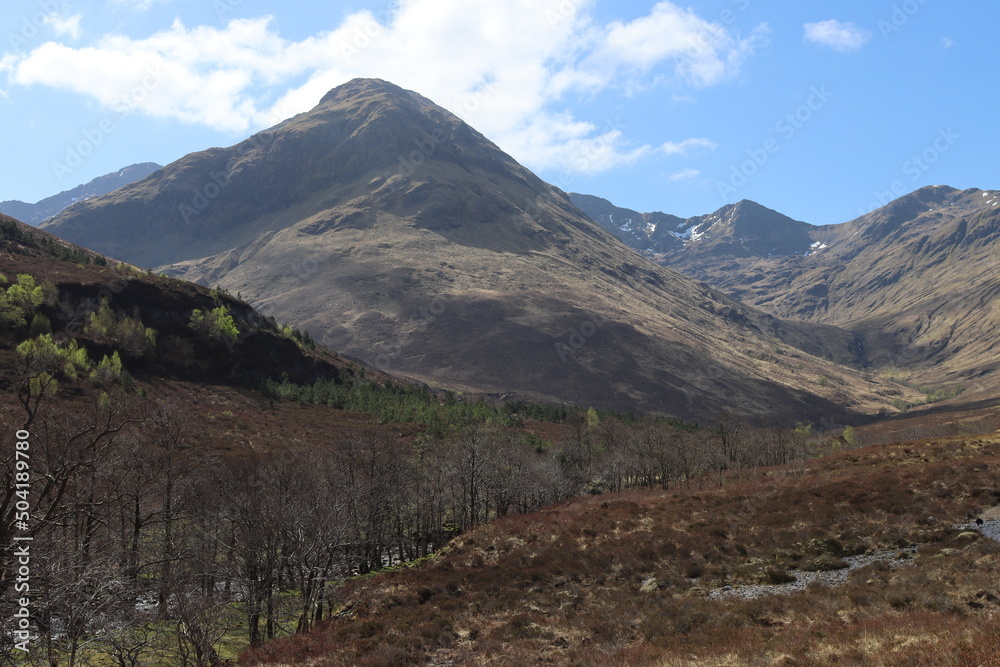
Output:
left=243, top=432, right=1000, bottom=666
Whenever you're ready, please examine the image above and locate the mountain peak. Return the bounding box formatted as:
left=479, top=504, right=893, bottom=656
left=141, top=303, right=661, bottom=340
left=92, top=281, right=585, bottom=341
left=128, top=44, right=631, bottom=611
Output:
left=910, top=184, right=961, bottom=201
left=319, top=78, right=415, bottom=106
left=40, top=79, right=897, bottom=422
left=731, top=198, right=769, bottom=210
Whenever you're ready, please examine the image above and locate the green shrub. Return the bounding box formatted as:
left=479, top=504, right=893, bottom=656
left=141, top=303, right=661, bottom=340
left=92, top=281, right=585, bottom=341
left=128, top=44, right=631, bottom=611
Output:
left=16, top=334, right=93, bottom=400
left=190, top=306, right=239, bottom=346
left=84, top=298, right=157, bottom=356
left=90, top=352, right=124, bottom=384
left=891, top=397, right=913, bottom=413
left=0, top=274, right=56, bottom=329
left=28, top=313, right=52, bottom=336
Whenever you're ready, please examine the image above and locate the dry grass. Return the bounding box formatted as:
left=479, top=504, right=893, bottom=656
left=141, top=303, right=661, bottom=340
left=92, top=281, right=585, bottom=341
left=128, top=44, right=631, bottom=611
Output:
left=243, top=434, right=1000, bottom=666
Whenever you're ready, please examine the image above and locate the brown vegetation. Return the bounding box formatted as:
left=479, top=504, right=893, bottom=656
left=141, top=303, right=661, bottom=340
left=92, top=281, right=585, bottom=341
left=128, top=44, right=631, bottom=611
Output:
left=244, top=434, right=1000, bottom=666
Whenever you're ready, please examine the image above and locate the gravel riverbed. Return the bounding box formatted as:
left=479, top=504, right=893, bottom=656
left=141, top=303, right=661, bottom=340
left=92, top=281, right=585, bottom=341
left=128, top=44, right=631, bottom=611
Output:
left=709, top=515, right=1000, bottom=601
left=709, top=546, right=919, bottom=601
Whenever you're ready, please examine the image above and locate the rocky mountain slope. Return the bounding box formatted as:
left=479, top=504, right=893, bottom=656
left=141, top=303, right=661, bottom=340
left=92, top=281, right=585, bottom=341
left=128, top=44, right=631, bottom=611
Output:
left=0, top=162, right=161, bottom=225
left=40, top=79, right=914, bottom=422
left=573, top=186, right=1000, bottom=402
left=570, top=193, right=818, bottom=271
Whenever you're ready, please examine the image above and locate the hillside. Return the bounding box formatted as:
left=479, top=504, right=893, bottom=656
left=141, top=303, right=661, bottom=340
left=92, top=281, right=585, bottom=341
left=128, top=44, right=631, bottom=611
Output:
left=244, top=431, right=1000, bottom=666
left=7, top=202, right=1000, bottom=667
left=2, top=228, right=887, bottom=666
left=725, top=187, right=1000, bottom=396
left=1, top=213, right=355, bottom=391
left=573, top=187, right=1000, bottom=409
left=40, top=79, right=916, bottom=423
left=0, top=162, right=161, bottom=225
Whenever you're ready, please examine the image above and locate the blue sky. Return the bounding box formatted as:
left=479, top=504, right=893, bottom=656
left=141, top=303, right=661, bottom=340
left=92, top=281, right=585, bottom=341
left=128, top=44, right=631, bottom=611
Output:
left=1, top=0, right=996, bottom=225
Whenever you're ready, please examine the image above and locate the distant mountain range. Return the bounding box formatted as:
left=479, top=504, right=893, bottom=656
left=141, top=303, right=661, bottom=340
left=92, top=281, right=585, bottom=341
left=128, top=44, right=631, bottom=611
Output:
left=39, top=78, right=914, bottom=423
left=0, top=162, right=161, bottom=226
left=572, top=186, right=1000, bottom=402
left=569, top=194, right=816, bottom=259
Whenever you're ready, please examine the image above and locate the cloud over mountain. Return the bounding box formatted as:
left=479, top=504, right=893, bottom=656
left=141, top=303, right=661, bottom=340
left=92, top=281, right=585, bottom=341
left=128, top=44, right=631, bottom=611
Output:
left=1, top=1, right=766, bottom=178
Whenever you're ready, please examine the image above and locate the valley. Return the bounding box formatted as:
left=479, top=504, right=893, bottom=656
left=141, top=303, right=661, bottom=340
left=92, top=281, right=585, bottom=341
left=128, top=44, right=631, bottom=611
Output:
left=2, top=75, right=998, bottom=667
left=573, top=186, right=1000, bottom=413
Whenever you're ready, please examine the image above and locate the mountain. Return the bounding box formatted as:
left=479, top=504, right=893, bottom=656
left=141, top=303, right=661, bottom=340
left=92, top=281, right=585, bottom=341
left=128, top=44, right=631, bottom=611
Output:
left=6, top=216, right=999, bottom=665
left=41, top=78, right=916, bottom=422
left=570, top=193, right=817, bottom=265
left=566, top=193, right=686, bottom=253
left=574, top=186, right=1000, bottom=404
left=0, top=162, right=161, bottom=226
left=721, top=186, right=1000, bottom=393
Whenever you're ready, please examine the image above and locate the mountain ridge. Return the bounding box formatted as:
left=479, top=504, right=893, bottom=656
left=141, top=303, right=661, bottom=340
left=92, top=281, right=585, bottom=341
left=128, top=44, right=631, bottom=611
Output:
left=40, top=78, right=915, bottom=422
left=572, top=185, right=1000, bottom=404
left=0, top=162, right=161, bottom=226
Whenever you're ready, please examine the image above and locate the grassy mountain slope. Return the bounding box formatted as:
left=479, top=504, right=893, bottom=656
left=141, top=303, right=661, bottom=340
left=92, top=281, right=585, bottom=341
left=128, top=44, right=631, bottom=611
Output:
left=574, top=186, right=1000, bottom=410
left=41, top=79, right=915, bottom=423
left=703, top=187, right=1000, bottom=399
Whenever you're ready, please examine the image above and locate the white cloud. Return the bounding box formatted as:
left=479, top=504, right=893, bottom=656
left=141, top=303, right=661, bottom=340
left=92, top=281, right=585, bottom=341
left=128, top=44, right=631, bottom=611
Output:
left=4, top=18, right=287, bottom=132
left=587, top=2, right=770, bottom=88
left=941, top=37, right=955, bottom=49
left=44, top=13, right=83, bottom=40
left=110, top=0, right=169, bottom=10
left=669, top=168, right=700, bottom=181
left=0, top=88, right=9, bottom=103
left=1, top=0, right=766, bottom=176
left=661, top=137, right=716, bottom=156
left=803, top=20, right=871, bottom=53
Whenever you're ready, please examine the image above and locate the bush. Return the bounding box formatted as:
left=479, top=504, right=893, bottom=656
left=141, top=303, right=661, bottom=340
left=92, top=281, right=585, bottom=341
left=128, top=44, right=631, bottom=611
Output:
left=28, top=313, right=51, bottom=336
left=0, top=274, right=55, bottom=329
left=764, top=567, right=796, bottom=584
left=84, top=298, right=157, bottom=356
left=189, top=306, right=239, bottom=346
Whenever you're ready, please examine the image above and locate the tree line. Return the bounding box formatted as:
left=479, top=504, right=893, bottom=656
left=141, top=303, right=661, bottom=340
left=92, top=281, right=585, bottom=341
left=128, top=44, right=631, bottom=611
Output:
left=1, top=329, right=817, bottom=665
